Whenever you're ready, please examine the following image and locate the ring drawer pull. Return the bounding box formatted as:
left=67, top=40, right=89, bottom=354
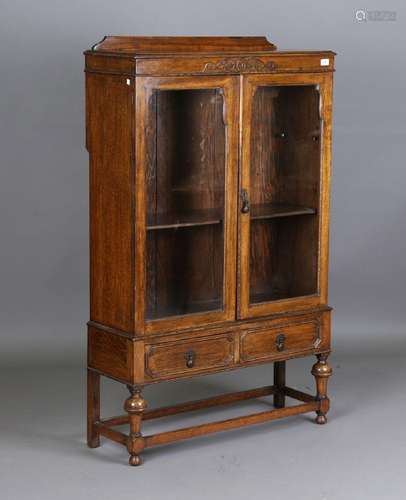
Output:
left=276, top=334, right=286, bottom=352
left=185, top=350, right=196, bottom=368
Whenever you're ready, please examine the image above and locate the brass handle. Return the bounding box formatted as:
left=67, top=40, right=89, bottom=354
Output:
left=276, top=334, right=286, bottom=352
left=185, top=351, right=195, bottom=369
left=241, top=189, right=250, bottom=214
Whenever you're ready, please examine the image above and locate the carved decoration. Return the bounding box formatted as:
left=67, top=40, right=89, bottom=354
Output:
left=203, top=58, right=276, bottom=74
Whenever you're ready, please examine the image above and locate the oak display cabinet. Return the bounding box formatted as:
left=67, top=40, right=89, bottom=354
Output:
left=85, top=36, right=335, bottom=466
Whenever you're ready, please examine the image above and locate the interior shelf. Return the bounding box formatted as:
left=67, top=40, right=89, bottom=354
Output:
left=250, top=203, right=316, bottom=221
left=146, top=203, right=314, bottom=230
left=147, top=208, right=223, bottom=230
left=250, top=290, right=290, bottom=304
left=147, top=299, right=223, bottom=320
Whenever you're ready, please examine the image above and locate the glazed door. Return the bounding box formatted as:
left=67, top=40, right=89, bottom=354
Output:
left=135, top=76, right=239, bottom=333
left=239, top=74, right=333, bottom=319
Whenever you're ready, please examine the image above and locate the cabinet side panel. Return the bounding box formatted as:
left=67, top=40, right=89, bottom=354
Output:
left=88, top=327, right=132, bottom=383
left=86, top=73, right=134, bottom=332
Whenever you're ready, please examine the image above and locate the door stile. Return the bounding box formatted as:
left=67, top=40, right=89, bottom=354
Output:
left=134, top=79, right=150, bottom=334
left=318, top=73, right=333, bottom=306
left=238, top=77, right=255, bottom=319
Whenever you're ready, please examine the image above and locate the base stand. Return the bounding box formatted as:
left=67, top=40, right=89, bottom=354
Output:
left=88, top=355, right=332, bottom=465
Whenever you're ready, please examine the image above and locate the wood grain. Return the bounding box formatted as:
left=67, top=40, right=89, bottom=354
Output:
left=145, top=334, right=235, bottom=379
left=86, top=72, right=134, bottom=332
left=87, top=369, right=100, bottom=448
left=90, top=36, right=277, bottom=55
left=88, top=326, right=133, bottom=383
left=85, top=53, right=134, bottom=75
left=136, top=75, right=239, bottom=334
left=273, top=361, right=286, bottom=408
left=144, top=401, right=319, bottom=447
left=145, top=88, right=225, bottom=320
left=135, top=52, right=335, bottom=76
left=95, top=384, right=321, bottom=461
left=97, top=423, right=128, bottom=445
left=85, top=37, right=335, bottom=466
left=240, top=319, right=320, bottom=362
left=239, top=72, right=333, bottom=319
left=100, top=386, right=275, bottom=427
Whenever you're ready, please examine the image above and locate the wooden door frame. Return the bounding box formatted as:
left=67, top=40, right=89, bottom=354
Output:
left=238, top=72, right=333, bottom=319
left=135, top=75, right=239, bottom=334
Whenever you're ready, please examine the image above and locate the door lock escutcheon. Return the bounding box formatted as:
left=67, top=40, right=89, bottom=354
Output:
left=185, top=350, right=196, bottom=369
left=241, top=189, right=250, bottom=214
left=276, top=334, right=286, bottom=352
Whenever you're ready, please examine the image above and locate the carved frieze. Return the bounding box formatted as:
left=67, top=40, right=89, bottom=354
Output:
left=203, top=58, right=276, bottom=73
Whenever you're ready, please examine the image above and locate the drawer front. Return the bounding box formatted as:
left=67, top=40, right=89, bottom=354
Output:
left=145, top=335, right=234, bottom=379
left=240, top=319, right=320, bottom=363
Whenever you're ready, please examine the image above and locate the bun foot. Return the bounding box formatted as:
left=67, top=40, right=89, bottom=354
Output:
left=129, top=454, right=142, bottom=466
left=315, top=413, right=327, bottom=425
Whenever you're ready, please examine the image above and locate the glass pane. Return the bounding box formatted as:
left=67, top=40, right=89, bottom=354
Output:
left=145, top=89, right=225, bottom=320
left=249, top=85, right=321, bottom=304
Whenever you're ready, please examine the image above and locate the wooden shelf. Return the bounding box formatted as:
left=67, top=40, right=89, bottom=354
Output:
left=147, top=208, right=222, bottom=230
left=147, top=204, right=314, bottom=230
left=250, top=203, right=316, bottom=221
left=146, top=299, right=222, bottom=320
left=250, top=290, right=290, bottom=304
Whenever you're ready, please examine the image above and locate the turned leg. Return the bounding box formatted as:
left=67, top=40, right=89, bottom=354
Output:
left=273, top=361, right=286, bottom=408
left=311, top=354, right=333, bottom=424
left=87, top=369, right=100, bottom=448
left=124, top=385, right=147, bottom=466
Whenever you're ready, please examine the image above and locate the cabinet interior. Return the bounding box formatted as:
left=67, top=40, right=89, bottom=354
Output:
left=144, top=84, right=322, bottom=319
left=249, top=85, right=321, bottom=304
left=145, top=89, right=226, bottom=320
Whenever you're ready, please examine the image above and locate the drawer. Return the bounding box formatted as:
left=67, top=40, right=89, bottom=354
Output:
left=145, top=335, right=234, bottom=379
left=240, top=319, right=321, bottom=363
